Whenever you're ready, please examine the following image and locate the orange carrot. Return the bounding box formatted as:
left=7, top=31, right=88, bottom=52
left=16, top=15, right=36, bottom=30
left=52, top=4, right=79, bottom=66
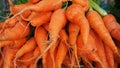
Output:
left=34, top=26, right=49, bottom=68
left=55, top=40, right=68, bottom=68
left=66, top=4, right=90, bottom=45
left=29, top=63, right=38, bottom=68
left=3, top=48, right=18, bottom=68
left=90, top=30, right=109, bottom=68
left=103, top=14, right=120, bottom=41
left=12, top=38, right=27, bottom=49
left=0, top=40, right=14, bottom=48
left=28, top=11, right=52, bottom=26
left=0, top=17, right=30, bottom=41
left=12, top=0, right=62, bottom=18
left=0, top=58, right=3, bottom=68
left=14, top=37, right=36, bottom=68
left=8, top=0, right=31, bottom=18
left=19, top=64, right=28, bottom=68
left=87, top=10, right=119, bottom=58
left=19, top=51, right=34, bottom=65
left=104, top=44, right=114, bottom=68
left=55, top=29, right=68, bottom=68
left=29, top=0, right=40, bottom=4
left=77, top=33, right=104, bottom=68
left=68, top=23, right=80, bottom=67
left=72, top=0, right=90, bottom=11
left=37, top=9, right=67, bottom=64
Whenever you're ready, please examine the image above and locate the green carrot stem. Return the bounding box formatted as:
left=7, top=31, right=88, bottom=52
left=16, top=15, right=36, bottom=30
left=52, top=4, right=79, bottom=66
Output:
left=88, top=0, right=108, bottom=16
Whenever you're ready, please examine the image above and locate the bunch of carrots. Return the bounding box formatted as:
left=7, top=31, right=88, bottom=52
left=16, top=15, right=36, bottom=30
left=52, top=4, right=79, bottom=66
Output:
left=0, top=0, right=120, bottom=68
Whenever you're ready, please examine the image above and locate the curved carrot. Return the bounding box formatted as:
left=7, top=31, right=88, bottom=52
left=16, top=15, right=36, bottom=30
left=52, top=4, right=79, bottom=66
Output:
left=66, top=4, right=90, bottom=45
left=68, top=23, right=80, bottom=67
left=14, top=37, right=36, bottom=68
left=34, top=26, right=49, bottom=68
left=103, top=14, right=120, bottom=41
left=87, top=10, right=120, bottom=58
left=72, top=0, right=90, bottom=11
left=37, top=9, right=67, bottom=65
left=12, top=0, right=62, bottom=18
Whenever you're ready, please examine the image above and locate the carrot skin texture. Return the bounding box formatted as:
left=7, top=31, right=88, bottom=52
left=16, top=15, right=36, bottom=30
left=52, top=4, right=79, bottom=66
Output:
left=87, top=10, right=119, bottom=58
left=103, top=14, right=120, bottom=41
left=66, top=4, right=90, bottom=45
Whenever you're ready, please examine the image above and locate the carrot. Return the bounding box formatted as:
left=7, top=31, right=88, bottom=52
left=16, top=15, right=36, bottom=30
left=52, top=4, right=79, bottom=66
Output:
left=28, top=11, right=52, bottom=26
left=29, top=63, right=38, bottom=68
left=12, top=0, right=62, bottom=18
left=8, top=0, right=31, bottom=18
left=66, top=4, right=90, bottom=45
left=103, top=14, right=120, bottom=41
left=14, top=37, right=36, bottom=68
left=36, top=9, right=67, bottom=65
left=0, top=40, right=14, bottom=48
left=0, top=17, right=30, bottom=41
left=19, top=51, right=34, bottom=65
left=72, top=0, right=90, bottom=11
left=68, top=23, right=80, bottom=67
left=49, top=40, right=59, bottom=68
left=77, top=33, right=104, bottom=68
left=90, top=30, right=109, bottom=68
left=55, top=40, right=68, bottom=68
left=104, top=44, right=114, bottom=68
left=12, top=38, right=27, bottom=49
left=3, top=48, right=18, bottom=68
left=34, top=26, right=49, bottom=68
left=55, top=29, right=68, bottom=68
left=87, top=10, right=120, bottom=58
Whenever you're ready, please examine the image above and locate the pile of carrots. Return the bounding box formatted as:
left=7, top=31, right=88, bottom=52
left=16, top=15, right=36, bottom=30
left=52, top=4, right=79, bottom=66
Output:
left=0, top=0, right=120, bottom=68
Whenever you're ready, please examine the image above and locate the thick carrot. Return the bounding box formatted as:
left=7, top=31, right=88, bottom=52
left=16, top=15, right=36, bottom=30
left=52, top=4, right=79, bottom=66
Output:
left=34, top=26, right=49, bottom=68
left=3, top=48, right=18, bottom=68
left=87, top=10, right=120, bottom=58
left=14, top=37, right=36, bottom=68
left=103, top=14, right=120, bottom=41
left=12, top=0, right=62, bottom=18
left=66, top=4, right=90, bottom=45
left=68, top=23, right=80, bottom=67
left=72, top=0, right=90, bottom=11
left=55, top=40, right=68, bottom=68
left=0, top=17, right=30, bottom=41
left=90, top=30, right=109, bottom=68
left=104, top=44, right=114, bottom=68
left=28, top=11, right=52, bottom=26
left=0, top=57, right=3, bottom=68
